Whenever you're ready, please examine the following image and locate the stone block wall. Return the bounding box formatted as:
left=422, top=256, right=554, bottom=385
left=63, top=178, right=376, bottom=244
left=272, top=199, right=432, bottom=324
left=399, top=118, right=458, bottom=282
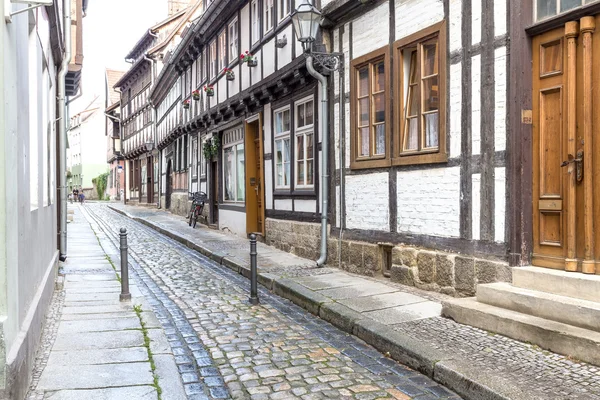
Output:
left=265, top=218, right=325, bottom=261
left=169, top=193, right=191, bottom=218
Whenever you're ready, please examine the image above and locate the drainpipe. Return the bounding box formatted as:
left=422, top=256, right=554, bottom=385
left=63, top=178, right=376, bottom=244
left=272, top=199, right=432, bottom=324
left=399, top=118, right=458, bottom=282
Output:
left=58, top=0, right=72, bottom=261
left=144, top=53, right=159, bottom=207
left=306, top=56, right=329, bottom=267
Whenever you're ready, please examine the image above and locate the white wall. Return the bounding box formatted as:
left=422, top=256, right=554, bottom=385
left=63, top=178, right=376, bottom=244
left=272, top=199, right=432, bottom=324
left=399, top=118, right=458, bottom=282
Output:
left=219, top=207, right=247, bottom=237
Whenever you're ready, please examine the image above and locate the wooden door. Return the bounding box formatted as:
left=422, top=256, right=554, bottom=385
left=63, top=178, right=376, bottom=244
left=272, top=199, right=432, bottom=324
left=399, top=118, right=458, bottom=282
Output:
left=244, top=115, right=265, bottom=236
left=166, top=160, right=172, bottom=209
left=147, top=156, right=154, bottom=204
left=532, top=17, right=600, bottom=274
left=211, top=160, right=219, bottom=224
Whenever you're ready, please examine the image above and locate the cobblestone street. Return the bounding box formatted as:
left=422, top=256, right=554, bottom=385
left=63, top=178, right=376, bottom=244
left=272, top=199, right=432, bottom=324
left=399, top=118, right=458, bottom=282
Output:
left=83, top=203, right=460, bottom=400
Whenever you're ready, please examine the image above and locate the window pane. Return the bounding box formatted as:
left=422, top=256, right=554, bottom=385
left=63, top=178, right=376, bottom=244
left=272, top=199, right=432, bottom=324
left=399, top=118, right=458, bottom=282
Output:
left=297, top=103, right=305, bottom=127
left=306, top=133, right=313, bottom=159
left=275, top=109, right=290, bottom=134
left=284, top=138, right=290, bottom=186
left=537, top=0, right=556, bottom=20
left=408, top=85, right=418, bottom=116
left=408, top=50, right=417, bottom=84
left=374, top=93, right=385, bottom=123
left=359, top=127, right=369, bottom=156
left=307, top=159, right=313, bottom=185
left=424, top=112, right=439, bottom=148
left=305, top=101, right=313, bottom=125
left=236, top=145, right=245, bottom=201
left=359, top=98, right=369, bottom=126
left=297, top=135, right=304, bottom=161
left=422, top=40, right=438, bottom=77
left=375, top=125, right=385, bottom=155
left=358, top=67, right=369, bottom=97
left=560, top=0, right=581, bottom=11
left=276, top=140, right=283, bottom=187
left=404, top=118, right=418, bottom=151
left=297, top=161, right=304, bottom=185
left=373, top=61, right=385, bottom=92
left=224, top=147, right=234, bottom=200
left=423, top=77, right=439, bottom=112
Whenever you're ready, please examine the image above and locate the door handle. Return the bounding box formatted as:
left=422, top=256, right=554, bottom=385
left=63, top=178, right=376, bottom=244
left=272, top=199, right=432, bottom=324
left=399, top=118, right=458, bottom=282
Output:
left=561, top=150, right=584, bottom=182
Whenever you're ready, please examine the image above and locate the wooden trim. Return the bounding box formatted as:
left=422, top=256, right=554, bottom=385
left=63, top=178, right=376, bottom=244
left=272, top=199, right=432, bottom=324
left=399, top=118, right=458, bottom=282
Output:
left=349, top=46, right=391, bottom=170
left=526, top=2, right=600, bottom=36
left=565, top=21, right=578, bottom=272
left=392, top=20, right=447, bottom=166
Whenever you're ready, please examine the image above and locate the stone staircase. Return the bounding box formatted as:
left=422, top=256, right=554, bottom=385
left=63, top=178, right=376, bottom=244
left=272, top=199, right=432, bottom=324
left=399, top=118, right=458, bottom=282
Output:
left=442, top=266, right=600, bottom=366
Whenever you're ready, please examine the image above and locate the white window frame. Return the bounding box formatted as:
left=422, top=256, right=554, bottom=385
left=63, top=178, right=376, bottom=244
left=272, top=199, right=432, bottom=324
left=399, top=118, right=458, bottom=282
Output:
left=251, top=0, right=260, bottom=44
left=218, top=29, right=227, bottom=72
left=228, top=18, right=238, bottom=64
left=273, top=106, right=291, bottom=190
left=200, top=136, right=207, bottom=177
left=278, top=0, right=290, bottom=22
left=191, top=137, right=198, bottom=179
left=223, top=128, right=245, bottom=203
left=209, top=40, right=217, bottom=80
left=294, top=96, right=315, bottom=189
left=264, top=0, right=274, bottom=33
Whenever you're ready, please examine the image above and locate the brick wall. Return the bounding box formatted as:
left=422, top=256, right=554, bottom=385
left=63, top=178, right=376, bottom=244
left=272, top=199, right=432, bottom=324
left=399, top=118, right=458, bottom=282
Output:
left=345, top=173, right=389, bottom=231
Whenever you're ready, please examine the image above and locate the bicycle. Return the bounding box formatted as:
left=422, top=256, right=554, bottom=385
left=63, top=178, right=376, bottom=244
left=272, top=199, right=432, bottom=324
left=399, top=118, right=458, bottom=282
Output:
left=188, top=191, right=207, bottom=228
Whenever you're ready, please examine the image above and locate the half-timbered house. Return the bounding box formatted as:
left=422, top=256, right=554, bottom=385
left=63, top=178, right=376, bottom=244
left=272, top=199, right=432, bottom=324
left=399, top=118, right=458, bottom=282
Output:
left=151, top=0, right=325, bottom=251
left=115, top=3, right=202, bottom=206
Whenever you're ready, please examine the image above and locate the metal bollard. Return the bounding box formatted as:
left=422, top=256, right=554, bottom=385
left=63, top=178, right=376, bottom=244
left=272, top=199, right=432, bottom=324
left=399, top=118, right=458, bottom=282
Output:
left=249, top=234, right=259, bottom=305
left=119, top=228, right=131, bottom=301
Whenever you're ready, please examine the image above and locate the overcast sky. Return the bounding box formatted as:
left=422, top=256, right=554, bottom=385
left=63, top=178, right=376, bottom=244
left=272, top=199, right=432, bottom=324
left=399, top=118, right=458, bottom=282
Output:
left=71, top=0, right=168, bottom=113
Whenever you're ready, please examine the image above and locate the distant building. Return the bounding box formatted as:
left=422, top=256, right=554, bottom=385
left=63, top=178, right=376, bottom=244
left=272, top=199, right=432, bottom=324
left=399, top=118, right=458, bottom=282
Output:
left=67, top=97, right=108, bottom=199
left=105, top=69, right=126, bottom=201
left=0, top=0, right=85, bottom=397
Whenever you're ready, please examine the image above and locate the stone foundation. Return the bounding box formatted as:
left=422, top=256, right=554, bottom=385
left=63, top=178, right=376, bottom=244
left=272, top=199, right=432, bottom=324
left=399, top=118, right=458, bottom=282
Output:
left=168, top=193, right=191, bottom=218
left=265, top=217, right=511, bottom=297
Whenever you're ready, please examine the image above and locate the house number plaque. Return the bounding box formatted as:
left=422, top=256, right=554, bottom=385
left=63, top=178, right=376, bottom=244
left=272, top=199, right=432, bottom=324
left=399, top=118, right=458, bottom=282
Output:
left=521, top=110, right=532, bottom=124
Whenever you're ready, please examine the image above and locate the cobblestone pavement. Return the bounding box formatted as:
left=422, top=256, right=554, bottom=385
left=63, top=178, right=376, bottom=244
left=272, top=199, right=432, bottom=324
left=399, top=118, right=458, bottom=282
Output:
left=86, top=203, right=461, bottom=400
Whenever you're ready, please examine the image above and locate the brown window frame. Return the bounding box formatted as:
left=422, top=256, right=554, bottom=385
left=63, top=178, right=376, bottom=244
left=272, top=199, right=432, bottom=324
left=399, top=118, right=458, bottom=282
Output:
left=393, top=20, right=447, bottom=166
left=349, top=46, right=391, bottom=170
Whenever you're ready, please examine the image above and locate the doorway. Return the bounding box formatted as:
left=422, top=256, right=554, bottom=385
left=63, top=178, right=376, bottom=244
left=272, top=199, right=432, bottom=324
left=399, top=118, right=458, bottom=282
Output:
left=244, top=115, right=265, bottom=236
left=166, top=159, right=172, bottom=209
left=532, top=17, right=600, bottom=273
left=147, top=156, right=154, bottom=204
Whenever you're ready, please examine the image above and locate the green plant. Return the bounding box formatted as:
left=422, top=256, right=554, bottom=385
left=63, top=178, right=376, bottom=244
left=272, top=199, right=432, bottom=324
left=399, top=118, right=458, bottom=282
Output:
left=92, top=172, right=109, bottom=201
left=202, top=136, right=220, bottom=160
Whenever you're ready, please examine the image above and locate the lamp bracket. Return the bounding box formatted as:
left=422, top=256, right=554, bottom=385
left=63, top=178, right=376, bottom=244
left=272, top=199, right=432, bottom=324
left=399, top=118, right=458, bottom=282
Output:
left=310, top=51, right=344, bottom=72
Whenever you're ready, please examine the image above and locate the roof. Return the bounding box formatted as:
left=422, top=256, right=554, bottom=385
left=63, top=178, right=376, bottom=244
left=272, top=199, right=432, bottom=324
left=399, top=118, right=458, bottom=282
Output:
left=147, top=0, right=203, bottom=56
left=105, top=69, right=125, bottom=105
left=112, top=57, right=150, bottom=89
left=106, top=101, right=121, bottom=113
left=124, top=9, right=188, bottom=61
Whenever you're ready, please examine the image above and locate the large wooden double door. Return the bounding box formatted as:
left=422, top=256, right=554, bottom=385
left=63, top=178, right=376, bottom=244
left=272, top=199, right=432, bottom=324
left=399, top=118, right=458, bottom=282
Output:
left=244, top=115, right=265, bottom=236
left=533, top=16, right=600, bottom=273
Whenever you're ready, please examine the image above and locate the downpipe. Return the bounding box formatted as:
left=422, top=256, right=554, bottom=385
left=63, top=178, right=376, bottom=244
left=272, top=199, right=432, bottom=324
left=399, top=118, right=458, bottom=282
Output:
left=306, top=56, right=328, bottom=267
left=58, top=0, right=72, bottom=261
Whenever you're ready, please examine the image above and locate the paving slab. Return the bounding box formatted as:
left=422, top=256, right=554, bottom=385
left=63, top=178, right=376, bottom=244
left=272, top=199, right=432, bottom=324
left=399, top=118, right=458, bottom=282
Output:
left=61, top=304, right=131, bottom=314
left=52, top=329, right=145, bottom=351
left=64, top=280, right=121, bottom=289
left=65, top=286, right=121, bottom=294
left=65, top=274, right=116, bottom=282
left=63, top=299, right=121, bottom=307
left=43, top=386, right=157, bottom=400
left=56, top=317, right=141, bottom=333
left=295, top=272, right=368, bottom=290
left=338, top=291, right=427, bottom=313
left=365, top=301, right=443, bottom=325
left=153, top=354, right=187, bottom=400
left=45, top=347, right=149, bottom=366
left=147, top=327, right=172, bottom=355
left=60, top=311, right=133, bottom=320
left=316, top=282, right=399, bottom=300
left=37, top=363, right=153, bottom=391
left=64, top=292, right=121, bottom=302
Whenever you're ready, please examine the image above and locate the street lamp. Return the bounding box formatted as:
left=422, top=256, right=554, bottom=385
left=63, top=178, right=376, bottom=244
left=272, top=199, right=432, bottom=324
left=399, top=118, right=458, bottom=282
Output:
left=145, top=141, right=154, bottom=152
left=291, top=0, right=342, bottom=268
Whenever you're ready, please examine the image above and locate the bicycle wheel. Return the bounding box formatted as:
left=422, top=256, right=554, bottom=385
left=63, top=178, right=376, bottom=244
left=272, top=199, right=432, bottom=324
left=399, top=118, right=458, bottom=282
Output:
left=188, top=206, right=194, bottom=226
left=192, top=209, right=198, bottom=228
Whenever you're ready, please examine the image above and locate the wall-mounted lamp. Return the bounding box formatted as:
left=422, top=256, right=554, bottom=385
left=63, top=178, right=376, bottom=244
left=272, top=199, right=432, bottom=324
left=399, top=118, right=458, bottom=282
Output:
left=275, top=35, right=288, bottom=48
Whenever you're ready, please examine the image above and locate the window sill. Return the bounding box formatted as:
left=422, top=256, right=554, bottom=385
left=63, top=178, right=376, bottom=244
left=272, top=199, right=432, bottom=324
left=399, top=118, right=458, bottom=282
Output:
left=350, top=157, right=391, bottom=170
left=392, top=152, right=448, bottom=166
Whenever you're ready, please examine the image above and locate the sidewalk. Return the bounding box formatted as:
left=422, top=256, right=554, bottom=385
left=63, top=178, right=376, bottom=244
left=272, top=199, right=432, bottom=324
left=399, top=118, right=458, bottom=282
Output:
left=110, top=203, right=600, bottom=400
left=26, top=205, right=186, bottom=400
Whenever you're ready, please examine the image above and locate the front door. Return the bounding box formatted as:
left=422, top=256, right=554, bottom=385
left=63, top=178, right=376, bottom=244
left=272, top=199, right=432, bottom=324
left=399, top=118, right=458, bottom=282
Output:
left=147, top=156, right=154, bottom=204
left=166, top=160, right=172, bottom=209
left=532, top=17, right=600, bottom=274
left=244, top=115, right=265, bottom=236
left=211, top=159, right=219, bottom=225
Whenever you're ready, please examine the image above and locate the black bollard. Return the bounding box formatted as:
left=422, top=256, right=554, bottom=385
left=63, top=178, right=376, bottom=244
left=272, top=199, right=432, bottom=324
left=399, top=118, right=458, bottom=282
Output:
left=119, top=228, right=131, bottom=301
left=249, top=233, right=259, bottom=305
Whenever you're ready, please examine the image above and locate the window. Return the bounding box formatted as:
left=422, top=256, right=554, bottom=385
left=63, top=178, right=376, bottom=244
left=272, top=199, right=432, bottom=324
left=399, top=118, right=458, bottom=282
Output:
left=209, top=40, right=217, bottom=80
left=395, top=21, right=446, bottom=165
left=200, top=137, right=207, bottom=177
left=535, top=0, right=596, bottom=21
left=350, top=47, right=389, bottom=169
left=278, top=0, right=290, bottom=21
left=264, top=0, right=274, bottom=33
left=201, top=49, right=207, bottom=83
left=192, top=138, right=198, bottom=178
left=223, top=128, right=245, bottom=202
left=251, top=0, right=260, bottom=44
left=218, top=29, right=227, bottom=72
left=229, top=19, right=238, bottom=63
left=274, top=107, right=291, bottom=189
left=295, top=98, right=314, bottom=188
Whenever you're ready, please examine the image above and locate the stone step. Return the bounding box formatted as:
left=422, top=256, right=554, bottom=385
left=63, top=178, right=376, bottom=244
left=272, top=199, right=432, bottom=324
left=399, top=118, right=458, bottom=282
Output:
left=513, top=266, right=600, bottom=302
left=477, top=282, right=600, bottom=332
left=442, top=297, right=600, bottom=366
